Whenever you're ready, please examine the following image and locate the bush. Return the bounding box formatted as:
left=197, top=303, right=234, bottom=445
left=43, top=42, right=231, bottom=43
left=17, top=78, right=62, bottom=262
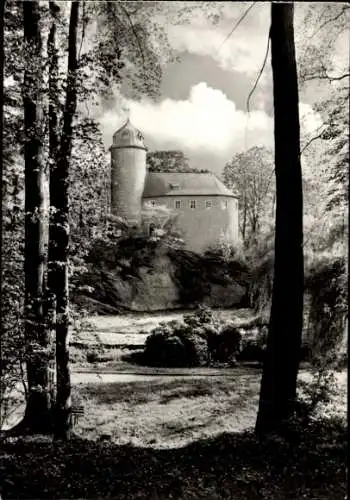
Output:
left=144, top=307, right=250, bottom=367
left=305, top=255, right=347, bottom=364
left=212, top=323, right=242, bottom=365
left=144, top=325, right=208, bottom=368
left=238, top=326, right=268, bottom=363
left=86, top=349, right=100, bottom=364
left=142, top=307, right=275, bottom=367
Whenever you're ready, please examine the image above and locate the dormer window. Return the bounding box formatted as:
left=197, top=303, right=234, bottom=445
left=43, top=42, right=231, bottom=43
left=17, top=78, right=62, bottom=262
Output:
left=121, top=130, right=129, bottom=138
left=137, top=131, right=143, bottom=141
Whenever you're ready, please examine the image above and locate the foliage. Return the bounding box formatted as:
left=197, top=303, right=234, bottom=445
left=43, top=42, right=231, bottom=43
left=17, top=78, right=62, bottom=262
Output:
left=169, top=247, right=250, bottom=307
left=147, top=150, right=210, bottom=174
left=297, top=4, right=349, bottom=249
left=223, top=146, right=275, bottom=245
left=144, top=318, right=210, bottom=368
left=304, top=253, right=347, bottom=362
left=296, top=364, right=339, bottom=425
left=238, top=327, right=268, bottom=364
left=143, top=307, right=270, bottom=367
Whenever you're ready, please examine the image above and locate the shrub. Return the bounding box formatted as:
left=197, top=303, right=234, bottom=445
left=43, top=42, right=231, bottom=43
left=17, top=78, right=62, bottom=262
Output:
left=238, top=326, right=268, bottom=363
left=305, top=255, right=347, bottom=364
left=86, top=349, right=100, bottom=364
left=144, top=322, right=209, bottom=367
left=213, top=323, right=242, bottom=365
left=144, top=307, right=249, bottom=367
left=143, top=306, right=278, bottom=367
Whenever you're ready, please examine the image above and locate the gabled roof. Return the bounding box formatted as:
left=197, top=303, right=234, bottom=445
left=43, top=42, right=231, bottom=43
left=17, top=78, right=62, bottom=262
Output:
left=143, top=172, right=238, bottom=198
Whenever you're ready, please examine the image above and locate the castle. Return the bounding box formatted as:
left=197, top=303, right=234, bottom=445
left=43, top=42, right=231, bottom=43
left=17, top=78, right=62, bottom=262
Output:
left=110, top=119, right=240, bottom=253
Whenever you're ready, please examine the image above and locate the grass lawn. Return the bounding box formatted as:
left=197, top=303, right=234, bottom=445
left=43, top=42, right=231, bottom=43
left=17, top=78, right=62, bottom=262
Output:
left=71, top=367, right=347, bottom=449
left=72, top=369, right=262, bottom=448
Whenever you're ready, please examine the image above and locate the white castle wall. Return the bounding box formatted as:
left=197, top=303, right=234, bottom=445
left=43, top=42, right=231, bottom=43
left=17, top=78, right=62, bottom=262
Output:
left=110, top=146, right=147, bottom=224
left=143, top=195, right=239, bottom=253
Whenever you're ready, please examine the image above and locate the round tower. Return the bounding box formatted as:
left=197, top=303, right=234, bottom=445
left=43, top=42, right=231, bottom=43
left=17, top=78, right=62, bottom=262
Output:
left=109, top=119, right=147, bottom=225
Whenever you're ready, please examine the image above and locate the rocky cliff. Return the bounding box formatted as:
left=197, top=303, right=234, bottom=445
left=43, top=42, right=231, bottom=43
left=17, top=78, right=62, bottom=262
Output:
left=74, top=236, right=249, bottom=314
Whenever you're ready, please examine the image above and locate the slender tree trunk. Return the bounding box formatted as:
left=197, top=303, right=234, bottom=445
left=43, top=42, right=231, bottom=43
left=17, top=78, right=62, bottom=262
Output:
left=0, top=0, right=5, bottom=424
left=49, top=1, right=79, bottom=440
left=241, top=193, right=247, bottom=242
left=255, top=3, right=304, bottom=435
left=21, top=0, right=52, bottom=434
left=46, top=0, right=60, bottom=406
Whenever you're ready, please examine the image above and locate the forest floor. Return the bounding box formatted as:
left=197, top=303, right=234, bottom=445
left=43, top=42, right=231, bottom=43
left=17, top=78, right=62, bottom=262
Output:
left=0, top=309, right=347, bottom=498
left=0, top=413, right=346, bottom=499
left=1, top=366, right=347, bottom=498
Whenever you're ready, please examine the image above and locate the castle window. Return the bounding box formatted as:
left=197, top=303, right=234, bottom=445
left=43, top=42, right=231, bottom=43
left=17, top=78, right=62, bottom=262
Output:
left=175, top=200, right=181, bottom=209
left=205, top=200, right=212, bottom=209
left=190, top=200, right=196, bottom=209
left=222, top=200, right=228, bottom=210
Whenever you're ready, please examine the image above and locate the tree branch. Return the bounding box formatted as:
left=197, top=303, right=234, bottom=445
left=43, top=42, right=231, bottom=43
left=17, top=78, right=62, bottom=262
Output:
left=118, top=2, right=145, bottom=67
left=217, top=2, right=257, bottom=52
left=309, top=5, right=350, bottom=39
left=300, top=128, right=326, bottom=156
left=78, top=0, right=87, bottom=63
left=246, top=26, right=271, bottom=115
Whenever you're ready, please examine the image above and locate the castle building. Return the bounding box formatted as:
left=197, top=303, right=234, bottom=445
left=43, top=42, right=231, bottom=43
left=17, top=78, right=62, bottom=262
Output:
left=110, top=119, right=239, bottom=253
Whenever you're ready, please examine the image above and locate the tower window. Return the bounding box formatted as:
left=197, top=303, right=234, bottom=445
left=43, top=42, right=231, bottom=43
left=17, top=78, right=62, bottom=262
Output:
left=149, top=200, right=156, bottom=207
left=205, top=200, right=212, bottom=209
left=222, top=200, right=228, bottom=210
left=190, top=200, right=196, bottom=209
left=175, top=200, right=181, bottom=209
left=121, top=130, right=129, bottom=138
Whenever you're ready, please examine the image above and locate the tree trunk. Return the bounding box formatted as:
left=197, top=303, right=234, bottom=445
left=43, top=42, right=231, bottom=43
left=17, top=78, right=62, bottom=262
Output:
left=0, top=0, right=5, bottom=421
left=255, top=3, right=304, bottom=436
left=46, top=0, right=60, bottom=408
left=49, top=1, right=79, bottom=440
left=22, top=0, right=53, bottom=434
left=241, top=192, right=247, bottom=242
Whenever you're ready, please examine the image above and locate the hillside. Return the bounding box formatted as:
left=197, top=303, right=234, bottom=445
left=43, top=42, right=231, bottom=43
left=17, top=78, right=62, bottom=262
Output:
left=73, top=236, right=250, bottom=314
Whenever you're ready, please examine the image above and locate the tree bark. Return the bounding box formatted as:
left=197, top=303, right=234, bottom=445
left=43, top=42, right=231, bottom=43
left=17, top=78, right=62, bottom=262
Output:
left=21, top=0, right=53, bottom=434
left=0, top=0, right=5, bottom=423
left=48, top=1, right=79, bottom=440
left=255, top=3, right=304, bottom=435
left=46, top=0, right=60, bottom=407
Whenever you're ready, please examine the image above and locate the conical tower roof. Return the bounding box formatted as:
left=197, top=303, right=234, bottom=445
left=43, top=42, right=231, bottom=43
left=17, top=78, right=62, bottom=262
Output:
left=111, top=119, right=146, bottom=150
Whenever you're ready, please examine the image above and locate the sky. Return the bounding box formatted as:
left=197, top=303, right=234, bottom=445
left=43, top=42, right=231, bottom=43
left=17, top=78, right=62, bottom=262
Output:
left=97, top=2, right=346, bottom=176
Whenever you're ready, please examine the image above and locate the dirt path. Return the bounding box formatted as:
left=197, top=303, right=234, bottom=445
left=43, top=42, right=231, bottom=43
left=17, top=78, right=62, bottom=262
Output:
left=71, top=308, right=255, bottom=347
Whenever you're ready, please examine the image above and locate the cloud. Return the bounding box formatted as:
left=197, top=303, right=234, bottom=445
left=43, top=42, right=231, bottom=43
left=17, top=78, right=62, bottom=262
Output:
left=167, top=24, right=271, bottom=77
left=165, top=3, right=271, bottom=77
left=99, top=83, right=324, bottom=162
left=100, top=82, right=274, bottom=155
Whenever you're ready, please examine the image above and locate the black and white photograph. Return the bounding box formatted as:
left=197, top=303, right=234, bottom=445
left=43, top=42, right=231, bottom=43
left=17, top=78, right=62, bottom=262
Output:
left=0, top=1, right=348, bottom=498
